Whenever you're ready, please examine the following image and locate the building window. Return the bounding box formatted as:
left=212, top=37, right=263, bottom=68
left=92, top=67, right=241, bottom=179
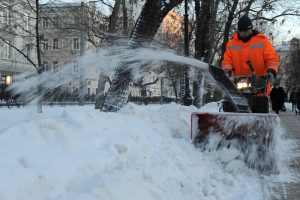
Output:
left=53, top=61, right=59, bottom=73
left=74, top=16, right=80, bottom=26
left=43, top=39, right=48, bottom=50
left=0, top=75, right=5, bottom=85
left=0, top=41, right=11, bottom=59
left=72, top=38, right=79, bottom=50
left=25, top=13, right=30, bottom=30
left=0, top=10, right=9, bottom=24
left=3, top=43, right=9, bottom=59
left=53, top=38, right=59, bottom=50
left=73, top=61, right=79, bottom=73
left=6, top=75, right=12, bottom=85
left=0, top=75, right=12, bottom=86
left=42, top=61, right=48, bottom=71
left=43, top=18, right=48, bottom=27
left=53, top=17, right=59, bottom=27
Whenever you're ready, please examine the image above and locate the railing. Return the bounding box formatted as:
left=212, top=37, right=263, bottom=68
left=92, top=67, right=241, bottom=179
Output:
left=0, top=58, right=35, bottom=73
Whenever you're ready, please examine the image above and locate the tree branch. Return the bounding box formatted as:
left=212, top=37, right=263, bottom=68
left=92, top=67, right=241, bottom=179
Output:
left=0, top=36, right=37, bottom=70
left=98, top=0, right=114, bottom=9
left=143, top=78, right=159, bottom=87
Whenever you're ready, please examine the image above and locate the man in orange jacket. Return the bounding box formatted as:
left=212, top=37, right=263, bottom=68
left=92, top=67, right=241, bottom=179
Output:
left=222, top=15, right=280, bottom=96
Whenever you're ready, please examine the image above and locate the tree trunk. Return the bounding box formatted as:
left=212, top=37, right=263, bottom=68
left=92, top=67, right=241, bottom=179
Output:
left=166, top=66, right=179, bottom=101
left=101, top=0, right=183, bottom=112
left=95, top=75, right=107, bottom=109
left=194, top=0, right=212, bottom=63
left=208, top=0, right=220, bottom=64
left=79, top=2, right=86, bottom=106
left=243, top=0, right=256, bottom=16
left=122, top=0, right=128, bottom=35
left=220, top=0, right=239, bottom=60
left=35, top=0, right=43, bottom=113
left=95, top=0, right=122, bottom=109
left=109, top=0, right=122, bottom=36
left=193, top=0, right=213, bottom=108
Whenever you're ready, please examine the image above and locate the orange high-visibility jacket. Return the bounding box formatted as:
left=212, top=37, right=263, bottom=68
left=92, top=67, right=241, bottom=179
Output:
left=222, top=33, right=280, bottom=77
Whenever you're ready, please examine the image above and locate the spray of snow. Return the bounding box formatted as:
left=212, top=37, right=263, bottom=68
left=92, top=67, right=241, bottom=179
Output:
left=8, top=46, right=210, bottom=104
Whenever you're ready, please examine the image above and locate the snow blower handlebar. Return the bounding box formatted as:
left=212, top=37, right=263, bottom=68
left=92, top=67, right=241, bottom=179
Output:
left=246, top=60, right=255, bottom=75
left=246, top=60, right=273, bottom=82
left=246, top=60, right=274, bottom=96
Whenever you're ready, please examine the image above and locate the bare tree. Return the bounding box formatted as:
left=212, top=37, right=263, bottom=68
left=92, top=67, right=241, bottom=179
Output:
left=94, top=0, right=122, bottom=109
left=101, top=0, right=183, bottom=112
left=219, top=0, right=239, bottom=60
left=39, top=1, right=111, bottom=107
left=133, top=77, right=159, bottom=104
left=108, top=0, right=122, bottom=41
left=0, top=0, right=40, bottom=70
left=192, top=0, right=218, bottom=108
left=194, top=0, right=212, bottom=62
left=0, top=0, right=45, bottom=112
left=100, top=0, right=300, bottom=111
left=122, top=0, right=129, bottom=35
left=155, top=10, right=184, bottom=101
left=217, top=0, right=300, bottom=60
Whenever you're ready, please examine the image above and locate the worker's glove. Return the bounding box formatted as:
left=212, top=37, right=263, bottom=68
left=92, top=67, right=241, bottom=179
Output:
left=224, top=69, right=232, bottom=77
left=267, top=69, right=276, bottom=82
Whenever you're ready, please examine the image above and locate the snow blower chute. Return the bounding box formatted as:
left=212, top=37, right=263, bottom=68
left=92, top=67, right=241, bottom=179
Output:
left=191, top=62, right=279, bottom=175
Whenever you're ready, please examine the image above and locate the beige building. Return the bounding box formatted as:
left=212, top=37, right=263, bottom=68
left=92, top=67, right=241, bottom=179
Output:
left=276, top=38, right=300, bottom=91
left=0, top=0, right=36, bottom=95
left=40, top=2, right=102, bottom=96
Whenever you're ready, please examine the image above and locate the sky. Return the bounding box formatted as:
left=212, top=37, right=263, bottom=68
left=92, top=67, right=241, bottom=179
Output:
left=58, top=0, right=300, bottom=43
left=277, top=19, right=300, bottom=42
left=0, top=102, right=297, bottom=199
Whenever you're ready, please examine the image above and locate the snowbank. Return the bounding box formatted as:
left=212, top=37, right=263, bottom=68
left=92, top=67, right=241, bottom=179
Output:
left=0, top=102, right=294, bottom=200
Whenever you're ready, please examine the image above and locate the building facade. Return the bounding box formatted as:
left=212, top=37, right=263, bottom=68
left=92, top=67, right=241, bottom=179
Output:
left=40, top=2, right=101, bottom=96
left=276, top=37, right=300, bottom=93
left=0, top=0, right=36, bottom=95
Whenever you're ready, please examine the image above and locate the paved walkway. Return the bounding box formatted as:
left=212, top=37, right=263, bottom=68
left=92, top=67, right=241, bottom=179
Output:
left=272, top=109, right=300, bottom=200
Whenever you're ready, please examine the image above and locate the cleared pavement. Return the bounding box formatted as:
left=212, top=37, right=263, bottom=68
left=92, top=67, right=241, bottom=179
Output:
left=272, top=109, right=300, bottom=200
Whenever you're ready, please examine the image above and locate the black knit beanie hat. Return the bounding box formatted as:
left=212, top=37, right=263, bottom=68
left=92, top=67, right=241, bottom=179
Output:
left=238, top=15, right=253, bottom=31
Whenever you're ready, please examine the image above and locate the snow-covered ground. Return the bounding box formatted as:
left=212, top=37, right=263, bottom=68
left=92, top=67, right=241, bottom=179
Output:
left=0, top=102, right=297, bottom=200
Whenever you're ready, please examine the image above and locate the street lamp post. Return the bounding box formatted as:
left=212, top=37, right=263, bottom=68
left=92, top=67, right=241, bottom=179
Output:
left=79, top=1, right=86, bottom=106
left=182, top=0, right=193, bottom=106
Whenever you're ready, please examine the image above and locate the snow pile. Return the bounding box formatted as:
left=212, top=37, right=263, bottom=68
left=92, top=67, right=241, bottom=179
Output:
left=0, top=102, right=294, bottom=200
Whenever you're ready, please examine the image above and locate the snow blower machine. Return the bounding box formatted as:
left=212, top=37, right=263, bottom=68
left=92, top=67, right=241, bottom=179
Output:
left=191, top=61, right=279, bottom=175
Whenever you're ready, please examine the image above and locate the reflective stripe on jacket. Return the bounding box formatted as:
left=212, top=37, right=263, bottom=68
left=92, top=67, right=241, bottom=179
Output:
left=222, top=33, right=280, bottom=77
